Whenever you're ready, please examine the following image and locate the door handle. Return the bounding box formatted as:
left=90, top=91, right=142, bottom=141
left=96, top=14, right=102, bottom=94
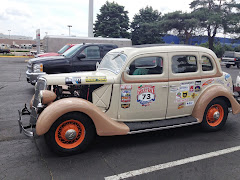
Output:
left=162, top=85, right=168, bottom=88
left=170, top=85, right=176, bottom=87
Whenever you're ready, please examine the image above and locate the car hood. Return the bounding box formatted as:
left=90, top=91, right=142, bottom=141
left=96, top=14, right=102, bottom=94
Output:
left=37, top=52, right=60, bottom=57
left=41, top=70, right=117, bottom=85
left=29, top=56, right=65, bottom=64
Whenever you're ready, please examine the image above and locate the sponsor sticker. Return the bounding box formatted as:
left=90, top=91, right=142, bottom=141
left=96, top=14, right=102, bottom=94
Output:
left=202, top=79, right=214, bottom=87
left=182, top=91, right=188, bottom=98
left=178, top=102, right=184, bottom=109
left=180, top=82, right=194, bottom=85
left=137, top=85, right=156, bottom=106
left=179, top=85, right=189, bottom=92
left=189, top=85, right=194, bottom=92
left=121, top=104, right=130, bottom=109
left=121, top=85, right=132, bottom=90
left=175, top=98, right=189, bottom=103
left=195, top=81, right=201, bottom=85
left=176, top=92, right=182, bottom=99
left=85, top=76, right=107, bottom=83
left=195, top=86, right=201, bottom=92
left=65, top=77, right=81, bottom=85
left=121, top=90, right=131, bottom=102
left=216, top=79, right=224, bottom=85
left=191, top=93, right=198, bottom=99
left=170, top=87, right=179, bottom=93
left=186, top=101, right=194, bottom=106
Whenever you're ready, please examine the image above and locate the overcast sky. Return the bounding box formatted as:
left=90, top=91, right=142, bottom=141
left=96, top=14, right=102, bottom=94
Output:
left=0, top=0, right=239, bottom=39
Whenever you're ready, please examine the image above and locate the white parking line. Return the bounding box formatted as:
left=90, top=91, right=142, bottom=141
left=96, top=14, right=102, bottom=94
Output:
left=105, top=145, right=240, bottom=180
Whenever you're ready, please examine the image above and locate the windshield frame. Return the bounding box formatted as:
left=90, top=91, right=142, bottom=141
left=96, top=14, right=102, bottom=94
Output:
left=98, top=52, right=127, bottom=74
left=62, top=44, right=83, bottom=58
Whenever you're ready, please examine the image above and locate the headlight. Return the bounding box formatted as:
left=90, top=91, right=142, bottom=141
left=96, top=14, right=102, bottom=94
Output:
left=33, top=63, right=43, bottom=72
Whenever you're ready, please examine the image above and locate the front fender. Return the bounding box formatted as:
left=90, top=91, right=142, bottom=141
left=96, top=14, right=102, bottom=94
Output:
left=192, top=85, right=240, bottom=122
left=36, top=98, right=130, bottom=136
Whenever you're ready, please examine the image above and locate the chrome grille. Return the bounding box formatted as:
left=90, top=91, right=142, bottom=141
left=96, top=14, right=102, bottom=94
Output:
left=33, top=78, right=47, bottom=107
left=27, top=63, right=32, bottom=73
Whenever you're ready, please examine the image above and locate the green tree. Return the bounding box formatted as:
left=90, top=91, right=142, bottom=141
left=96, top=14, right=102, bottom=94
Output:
left=161, top=11, right=199, bottom=44
left=131, top=6, right=163, bottom=45
left=94, top=1, right=130, bottom=38
left=190, top=0, right=240, bottom=50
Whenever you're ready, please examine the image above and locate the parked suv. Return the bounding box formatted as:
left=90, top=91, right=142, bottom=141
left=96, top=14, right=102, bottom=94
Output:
left=0, top=48, right=10, bottom=54
left=19, top=45, right=240, bottom=155
left=26, top=43, right=118, bottom=85
left=221, top=51, right=240, bottom=68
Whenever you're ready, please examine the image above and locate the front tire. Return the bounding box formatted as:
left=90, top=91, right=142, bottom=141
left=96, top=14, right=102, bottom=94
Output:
left=201, top=98, right=228, bottom=131
left=44, top=112, right=96, bottom=156
left=226, top=64, right=231, bottom=68
left=237, top=63, right=240, bottom=69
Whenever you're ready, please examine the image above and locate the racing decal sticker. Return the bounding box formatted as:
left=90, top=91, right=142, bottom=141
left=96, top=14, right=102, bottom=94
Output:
left=195, top=81, right=201, bottom=85
left=195, top=86, right=201, bottom=92
left=189, top=85, right=194, bottom=92
left=121, top=104, right=130, bottom=109
left=121, top=85, right=132, bottom=90
left=137, top=85, right=155, bottom=106
left=180, top=82, right=194, bottom=85
left=225, top=73, right=230, bottom=81
left=191, top=93, right=198, bottom=99
left=186, top=101, right=194, bottom=106
left=175, top=98, right=188, bottom=103
left=179, top=85, right=189, bottom=92
left=182, top=91, right=188, bottom=98
left=65, top=77, right=81, bottom=85
left=178, top=102, right=184, bottom=109
left=202, top=79, right=214, bottom=87
left=121, top=90, right=131, bottom=102
left=170, top=87, right=179, bottom=93
left=85, top=76, right=107, bottom=83
left=216, top=79, right=224, bottom=85
left=176, top=92, right=182, bottom=99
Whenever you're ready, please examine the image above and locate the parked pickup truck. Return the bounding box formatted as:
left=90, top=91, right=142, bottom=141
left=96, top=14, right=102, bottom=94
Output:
left=26, top=43, right=118, bottom=85
left=35, top=44, right=75, bottom=58
left=221, top=51, right=240, bottom=68
left=19, top=45, right=240, bottom=155
left=0, top=48, right=10, bottom=54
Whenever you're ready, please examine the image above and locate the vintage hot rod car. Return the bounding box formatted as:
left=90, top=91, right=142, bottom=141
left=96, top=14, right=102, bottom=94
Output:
left=18, top=45, right=240, bottom=155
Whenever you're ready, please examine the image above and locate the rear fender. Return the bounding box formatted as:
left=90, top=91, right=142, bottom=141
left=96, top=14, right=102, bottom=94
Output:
left=36, top=98, right=130, bottom=136
left=192, top=85, right=240, bottom=122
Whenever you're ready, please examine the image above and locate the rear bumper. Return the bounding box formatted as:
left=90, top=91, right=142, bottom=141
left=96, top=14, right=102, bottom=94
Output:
left=18, top=105, right=35, bottom=137
left=26, top=70, right=46, bottom=85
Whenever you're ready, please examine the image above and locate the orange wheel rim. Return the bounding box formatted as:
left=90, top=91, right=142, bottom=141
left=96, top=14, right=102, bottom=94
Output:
left=206, top=104, right=224, bottom=127
left=55, top=120, right=85, bottom=149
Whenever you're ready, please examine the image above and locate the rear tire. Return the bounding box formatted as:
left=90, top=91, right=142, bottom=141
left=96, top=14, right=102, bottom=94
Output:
left=201, top=98, right=228, bottom=131
left=226, top=64, right=231, bottom=68
left=44, top=112, right=96, bottom=156
left=237, top=63, right=240, bottom=69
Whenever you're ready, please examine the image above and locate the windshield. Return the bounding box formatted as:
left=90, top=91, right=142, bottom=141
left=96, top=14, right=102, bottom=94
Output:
left=58, top=44, right=71, bottom=54
left=62, top=44, right=83, bottom=58
left=98, top=52, right=127, bottom=74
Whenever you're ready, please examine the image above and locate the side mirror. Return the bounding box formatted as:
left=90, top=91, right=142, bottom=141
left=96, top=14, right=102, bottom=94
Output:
left=77, top=54, right=86, bottom=60
left=125, top=67, right=130, bottom=74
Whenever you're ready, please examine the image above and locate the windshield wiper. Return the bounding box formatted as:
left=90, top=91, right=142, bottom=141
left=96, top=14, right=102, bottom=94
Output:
left=112, top=51, right=124, bottom=60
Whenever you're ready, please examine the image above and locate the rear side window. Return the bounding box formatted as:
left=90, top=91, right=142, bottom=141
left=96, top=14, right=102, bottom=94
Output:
left=172, top=55, right=197, bottom=73
left=129, top=56, right=163, bottom=75
left=81, top=46, right=100, bottom=59
left=202, top=56, right=213, bottom=71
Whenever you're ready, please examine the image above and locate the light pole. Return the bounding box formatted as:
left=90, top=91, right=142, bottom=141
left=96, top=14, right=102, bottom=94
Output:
left=88, top=0, right=94, bottom=37
left=67, top=25, right=72, bottom=36
left=8, top=30, right=11, bottom=39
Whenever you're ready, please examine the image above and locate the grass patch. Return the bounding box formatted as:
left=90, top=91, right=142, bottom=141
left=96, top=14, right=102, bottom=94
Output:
left=10, top=50, right=30, bottom=52
left=0, top=54, right=15, bottom=56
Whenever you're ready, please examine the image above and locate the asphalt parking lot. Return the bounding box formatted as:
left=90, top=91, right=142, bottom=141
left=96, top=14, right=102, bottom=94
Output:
left=1, top=57, right=240, bottom=180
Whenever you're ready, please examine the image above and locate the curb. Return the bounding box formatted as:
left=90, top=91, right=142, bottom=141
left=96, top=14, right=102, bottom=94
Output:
left=0, top=56, right=34, bottom=58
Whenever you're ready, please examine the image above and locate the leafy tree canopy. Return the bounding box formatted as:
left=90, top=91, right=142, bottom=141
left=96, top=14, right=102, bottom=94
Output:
left=131, top=6, right=164, bottom=45
left=94, top=1, right=130, bottom=38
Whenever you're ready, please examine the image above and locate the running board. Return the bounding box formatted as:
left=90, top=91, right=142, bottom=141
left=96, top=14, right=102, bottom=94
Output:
left=125, top=116, right=199, bottom=134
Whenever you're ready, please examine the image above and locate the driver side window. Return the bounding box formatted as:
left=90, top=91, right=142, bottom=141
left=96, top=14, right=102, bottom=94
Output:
left=80, top=46, right=100, bottom=59
left=129, top=56, right=163, bottom=75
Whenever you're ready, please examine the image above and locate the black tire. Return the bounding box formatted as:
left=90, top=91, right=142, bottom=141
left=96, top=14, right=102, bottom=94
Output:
left=226, top=64, right=231, bottom=68
left=201, top=98, right=228, bottom=131
left=44, top=112, right=96, bottom=156
left=237, top=63, right=240, bottom=69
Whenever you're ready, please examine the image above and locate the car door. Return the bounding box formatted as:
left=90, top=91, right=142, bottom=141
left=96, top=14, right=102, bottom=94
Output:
left=71, top=45, right=102, bottom=72
left=166, top=52, right=201, bottom=119
left=118, top=53, right=169, bottom=122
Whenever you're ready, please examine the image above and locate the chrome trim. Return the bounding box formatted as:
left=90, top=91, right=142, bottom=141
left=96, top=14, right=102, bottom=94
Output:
left=127, top=122, right=199, bottom=134
left=18, top=110, right=34, bottom=137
